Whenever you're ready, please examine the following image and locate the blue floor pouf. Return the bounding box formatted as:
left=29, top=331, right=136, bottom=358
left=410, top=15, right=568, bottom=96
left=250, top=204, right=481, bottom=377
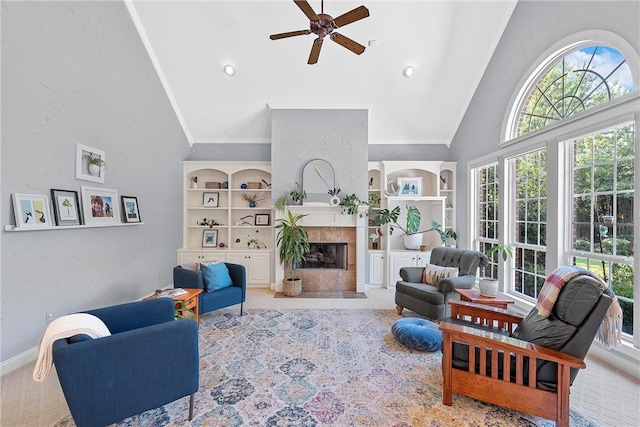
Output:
left=392, top=318, right=442, bottom=352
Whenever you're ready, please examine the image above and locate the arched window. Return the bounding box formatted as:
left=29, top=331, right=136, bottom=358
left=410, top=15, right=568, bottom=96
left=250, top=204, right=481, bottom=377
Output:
left=515, top=45, right=634, bottom=137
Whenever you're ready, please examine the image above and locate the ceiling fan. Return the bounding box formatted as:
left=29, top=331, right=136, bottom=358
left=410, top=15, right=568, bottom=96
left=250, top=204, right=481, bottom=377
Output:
left=270, top=0, right=370, bottom=65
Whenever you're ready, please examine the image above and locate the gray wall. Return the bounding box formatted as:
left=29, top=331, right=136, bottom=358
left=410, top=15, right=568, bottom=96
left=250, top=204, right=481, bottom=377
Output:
left=449, top=0, right=640, bottom=244
left=271, top=109, right=368, bottom=202
left=1, top=1, right=190, bottom=362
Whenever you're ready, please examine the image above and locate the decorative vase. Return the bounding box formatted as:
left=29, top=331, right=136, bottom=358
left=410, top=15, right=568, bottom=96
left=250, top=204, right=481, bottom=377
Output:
left=329, top=195, right=340, bottom=207
left=249, top=201, right=256, bottom=208
left=283, top=278, right=302, bottom=296
left=191, top=181, right=198, bottom=189
left=442, top=182, right=448, bottom=191
left=478, top=277, right=499, bottom=297
left=88, top=163, right=101, bottom=176
left=403, top=233, right=423, bottom=250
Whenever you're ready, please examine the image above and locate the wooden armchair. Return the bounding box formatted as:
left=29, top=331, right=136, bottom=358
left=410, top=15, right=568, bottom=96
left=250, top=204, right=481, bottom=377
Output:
left=439, top=274, right=613, bottom=427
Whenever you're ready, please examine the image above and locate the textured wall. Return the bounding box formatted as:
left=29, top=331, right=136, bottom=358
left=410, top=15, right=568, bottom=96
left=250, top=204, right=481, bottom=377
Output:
left=271, top=109, right=368, bottom=204
left=1, top=1, right=190, bottom=362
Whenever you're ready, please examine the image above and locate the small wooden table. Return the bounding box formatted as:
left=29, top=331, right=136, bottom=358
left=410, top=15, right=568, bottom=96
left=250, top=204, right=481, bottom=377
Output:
left=455, top=288, right=514, bottom=310
left=145, top=288, right=202, bottom=323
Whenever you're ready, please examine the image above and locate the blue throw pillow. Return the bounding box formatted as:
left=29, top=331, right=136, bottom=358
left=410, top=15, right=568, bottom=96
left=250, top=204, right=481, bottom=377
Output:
left=200, top=262, right=233, bottom=292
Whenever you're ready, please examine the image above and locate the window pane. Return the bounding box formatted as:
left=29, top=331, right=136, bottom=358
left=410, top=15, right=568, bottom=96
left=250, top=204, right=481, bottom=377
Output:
left=617, top=159, right=634, bottom=191
left=617, top=124, right=635, bottom=157
left=574, top=137, right=592, bottom=166
left=574, top=167, right=592, bottom=194
left=593, top=163, right=614, bottom=192
left=593, top=130, right=615, bottom=163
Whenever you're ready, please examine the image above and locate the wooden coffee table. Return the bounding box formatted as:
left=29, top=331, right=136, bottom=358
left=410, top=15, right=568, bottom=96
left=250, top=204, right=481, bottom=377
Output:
left=145, top=288, right=202, bottom=323
left=455, top=288, right=514, bottom=310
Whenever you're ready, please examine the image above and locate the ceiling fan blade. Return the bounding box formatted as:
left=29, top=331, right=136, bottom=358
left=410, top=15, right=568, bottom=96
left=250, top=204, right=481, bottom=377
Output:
left=270, top=30, right=310, bottom=40
left=332, top=5, right=369, bottom=28
left=294, top=0, right=319, bottom=22
left=308, top=38, right=323, bottom=64
left=330, top=32, right=365, bottom=55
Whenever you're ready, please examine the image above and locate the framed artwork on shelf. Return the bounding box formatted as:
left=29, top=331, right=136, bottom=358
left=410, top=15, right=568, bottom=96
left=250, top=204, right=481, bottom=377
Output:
left=12, top=194, right=53, bottom=228
left=80, top=186, right=121, bottom=225
left=202, top=229, right=218, bottom=247
left=203, top=192, right=219, bottom=207
left=50, top=189, right=82, bottom=226
left=255, top=213, right=270, bottom=226
left=121, top=196, right=141, bottom=223
left=75, top=143, right=106, bottom=183
left=397, top=177, right=422, bottom=196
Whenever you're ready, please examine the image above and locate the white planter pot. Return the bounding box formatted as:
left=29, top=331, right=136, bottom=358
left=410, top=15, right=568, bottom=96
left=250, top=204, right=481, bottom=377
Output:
left=403, top=233, right=423, bottom=250
left=478, top=277, right=499, bottom=297
left=88, top=163, right=101, bottom=176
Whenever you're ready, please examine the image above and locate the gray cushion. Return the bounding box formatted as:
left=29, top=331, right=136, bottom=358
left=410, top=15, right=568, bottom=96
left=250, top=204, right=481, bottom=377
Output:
left=511, top=308, right=577, bottom=351
left=396, top=281, right=444, bottom=305
left=553, top=275, right=604, bottom=326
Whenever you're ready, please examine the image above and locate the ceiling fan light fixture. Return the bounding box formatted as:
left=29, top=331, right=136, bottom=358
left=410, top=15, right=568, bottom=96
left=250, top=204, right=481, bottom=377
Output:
left=223, top=64, right=236, bottom=77
left=402, top=66, right=415, bottom=78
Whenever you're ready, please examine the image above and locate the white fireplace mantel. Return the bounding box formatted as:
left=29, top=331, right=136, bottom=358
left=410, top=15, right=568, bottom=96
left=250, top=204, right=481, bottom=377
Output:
left=273, top=205, right=367, bottom=293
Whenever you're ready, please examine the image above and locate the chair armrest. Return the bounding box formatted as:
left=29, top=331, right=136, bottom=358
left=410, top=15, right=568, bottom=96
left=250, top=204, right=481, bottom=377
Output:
left=84, top=298, right=175, bottom=334
left=226, top=263, right=247, bottom=292
left=448, top=300, right=523, bottom=333
left=53, top=319, right=199, bottom=426
left=173, top=266, right=204, bottom=290
left=438, top=275, right=475, bottom=293
left=438, top=320, right=586, bottom=369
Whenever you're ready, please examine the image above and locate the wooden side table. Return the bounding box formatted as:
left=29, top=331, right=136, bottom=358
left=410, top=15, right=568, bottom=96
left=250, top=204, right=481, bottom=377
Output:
left=172, top=288, right=203, bottom=323
left=455, top=288, right=514, bottom=310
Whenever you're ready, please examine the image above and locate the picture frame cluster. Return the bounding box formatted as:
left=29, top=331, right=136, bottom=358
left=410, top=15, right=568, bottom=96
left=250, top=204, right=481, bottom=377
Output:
left=12, top=187, right=141, bottom=229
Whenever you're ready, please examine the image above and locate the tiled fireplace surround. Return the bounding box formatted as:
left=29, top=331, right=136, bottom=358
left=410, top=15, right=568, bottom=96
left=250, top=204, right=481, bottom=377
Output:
left=274, top=205, right=366, bottom=293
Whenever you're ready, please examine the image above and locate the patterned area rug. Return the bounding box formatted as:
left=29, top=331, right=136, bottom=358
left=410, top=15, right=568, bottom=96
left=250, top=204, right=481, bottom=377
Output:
left=53, top=308, right=596, bottom=426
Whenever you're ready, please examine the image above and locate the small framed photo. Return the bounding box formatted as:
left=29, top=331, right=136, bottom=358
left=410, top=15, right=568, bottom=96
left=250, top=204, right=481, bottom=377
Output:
left=397, top=177, right=422, bottom=196
left=255, top=213, right=270, bottom=226
left=50, top=189, right=82, bottom=226
left=75, top=143, right=106, bottom=183
left=80, top=186, right=121, bottom=225
left=12, top=194, right=53, bottom=228
left=121, top=196, right=141, bottom=223
left=203, top=192, right=219, bottom=207
left=202, top=229, right=218, bottom=247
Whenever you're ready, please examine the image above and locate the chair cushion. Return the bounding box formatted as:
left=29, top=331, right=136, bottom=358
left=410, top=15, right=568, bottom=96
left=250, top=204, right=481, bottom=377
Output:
left=200, top=262, right=233, bottom=291
left=422, top=263, right=458, bottom=284
left=392, top=318, right=442, bottom=352
left=396, top=281, right=444, bottom=306
left=511, top=308, right=577, bottom=351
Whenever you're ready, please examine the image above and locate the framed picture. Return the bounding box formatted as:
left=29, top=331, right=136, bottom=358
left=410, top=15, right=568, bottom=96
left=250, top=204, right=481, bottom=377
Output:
left=80, top=186, right=121, bottom=225
left=75, top=143, right=106, bottom=183
left=202, top=229, right=218, bottom=247
left=255, top=213, right=270, bottom=226
left=203, top=192, right=219, bottom=207
left=397, top=177, right=423, bottom=196
left=12, top=194, right=53, bottom=228
left=121, top=196, right=141, bottom=223
left=50, top=189, right=82, bottom=226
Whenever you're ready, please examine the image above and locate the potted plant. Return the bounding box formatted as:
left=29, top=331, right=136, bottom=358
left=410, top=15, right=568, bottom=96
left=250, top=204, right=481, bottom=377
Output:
left=275, top=210, right=310, bottom=296
left=83, top=153, right=106, bottom=176
left=374, top=205, right=447, bottom=250
left=478, top=244, right=513, bottom=297
left=275, top=182, right=307, bottom=212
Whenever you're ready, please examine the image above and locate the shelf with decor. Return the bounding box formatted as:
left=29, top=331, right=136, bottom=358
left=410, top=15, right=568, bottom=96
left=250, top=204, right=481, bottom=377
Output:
left=366, top=161, right=455, bottom=288
left=179, top=161, right=273, bottom=286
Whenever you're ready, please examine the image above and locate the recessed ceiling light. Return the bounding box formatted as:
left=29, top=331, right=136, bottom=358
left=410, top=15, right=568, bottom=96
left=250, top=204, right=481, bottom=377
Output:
left=223, top=64, right=236, bottom=77
left=402, top=66, right=415, bottom=78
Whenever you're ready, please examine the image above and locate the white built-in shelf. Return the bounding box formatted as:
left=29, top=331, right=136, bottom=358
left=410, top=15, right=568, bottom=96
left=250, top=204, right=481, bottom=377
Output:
left=4, top=222, right=144, bottom=232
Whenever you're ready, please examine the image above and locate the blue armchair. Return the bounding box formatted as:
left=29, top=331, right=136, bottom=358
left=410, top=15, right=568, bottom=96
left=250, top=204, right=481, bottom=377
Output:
left=173, top=262, right=246, bottom=316
left=52, top=298, right=199, bottom=427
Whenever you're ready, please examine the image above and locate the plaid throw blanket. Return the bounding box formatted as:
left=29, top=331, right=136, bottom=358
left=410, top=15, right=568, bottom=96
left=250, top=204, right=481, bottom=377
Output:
left=536, top=265, right=622, bottom=349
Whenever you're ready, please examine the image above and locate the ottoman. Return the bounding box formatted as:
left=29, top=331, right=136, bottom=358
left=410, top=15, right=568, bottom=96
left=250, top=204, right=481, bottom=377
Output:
left=392, top=318, right=442, bottom=352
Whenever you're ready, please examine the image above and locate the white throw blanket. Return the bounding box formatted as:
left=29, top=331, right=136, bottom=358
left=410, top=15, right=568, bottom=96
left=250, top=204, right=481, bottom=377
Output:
left=32, top=313, right=111, bottom=382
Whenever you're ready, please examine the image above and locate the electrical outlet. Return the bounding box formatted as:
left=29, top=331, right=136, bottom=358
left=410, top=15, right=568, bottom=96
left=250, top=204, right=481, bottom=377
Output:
left=46, top=312, right=54, bottom=324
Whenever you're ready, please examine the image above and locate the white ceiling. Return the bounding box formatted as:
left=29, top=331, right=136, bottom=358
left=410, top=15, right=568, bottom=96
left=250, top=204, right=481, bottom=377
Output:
left=127, top=1, right=517, bottom=146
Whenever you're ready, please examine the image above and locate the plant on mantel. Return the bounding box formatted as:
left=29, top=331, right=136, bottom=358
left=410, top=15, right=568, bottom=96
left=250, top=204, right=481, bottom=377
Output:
left=275, top=182, right=307, bottom=213
left=340, top=193, right=381, bottom=217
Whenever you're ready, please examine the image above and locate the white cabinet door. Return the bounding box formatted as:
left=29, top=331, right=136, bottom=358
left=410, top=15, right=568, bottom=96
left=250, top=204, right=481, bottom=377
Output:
left=389, top=252, right=417, bottom=287
left=415, top=251, right=431, bottom=267
left=177, top=250, right=225, bottom=265
left=369, top=251, right=385, bottom=285
left=227, top=252, right=271, bottom=285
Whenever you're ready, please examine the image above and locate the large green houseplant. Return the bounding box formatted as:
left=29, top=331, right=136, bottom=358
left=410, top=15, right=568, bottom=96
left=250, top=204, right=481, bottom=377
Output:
left=275, top=210, right=310, bottom=296
left=374, top=205, right=451, bottom=249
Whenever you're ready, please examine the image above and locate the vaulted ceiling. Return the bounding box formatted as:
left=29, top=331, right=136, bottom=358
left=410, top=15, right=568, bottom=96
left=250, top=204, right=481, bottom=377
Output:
left=127, top=1, right=517, bottom=146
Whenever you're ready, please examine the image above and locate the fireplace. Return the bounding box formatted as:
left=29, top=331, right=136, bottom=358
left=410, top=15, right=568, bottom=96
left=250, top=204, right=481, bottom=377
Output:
left=297, top=242, right=348, bottom=270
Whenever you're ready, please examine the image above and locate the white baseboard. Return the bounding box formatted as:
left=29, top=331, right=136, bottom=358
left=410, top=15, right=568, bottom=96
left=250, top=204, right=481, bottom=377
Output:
left=0, top=346, right=37, bottom=377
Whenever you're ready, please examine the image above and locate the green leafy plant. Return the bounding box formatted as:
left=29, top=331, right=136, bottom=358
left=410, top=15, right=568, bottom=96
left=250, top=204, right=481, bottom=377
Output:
left=341, top=193, right=363, bottom=216
left=275, top=182, right=307, bottom=213
left=83, top=153, right=106, bottom=168
left=374, top=205, right=454, bottom=243
left=275, top=211, right=310, bottom=280
left=486, top=244, right=513, bottom=261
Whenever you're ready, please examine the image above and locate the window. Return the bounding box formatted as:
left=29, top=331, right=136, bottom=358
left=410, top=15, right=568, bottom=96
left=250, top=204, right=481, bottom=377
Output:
left=516, top=45, right=633, bottom=137
left=474, top=163, right=500, bottom=277
left=509, top=149, right=547, bottom=299
left=569, top=123, right=635, bottom=336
